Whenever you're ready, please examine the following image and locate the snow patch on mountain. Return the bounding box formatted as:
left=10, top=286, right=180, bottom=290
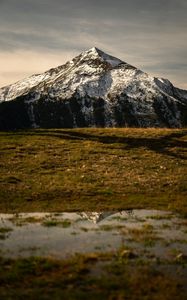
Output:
left=0, top=73, right=51, bottom=102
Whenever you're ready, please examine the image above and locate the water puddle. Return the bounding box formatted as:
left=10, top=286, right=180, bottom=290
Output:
left=0, top=210, right=186, bottom=260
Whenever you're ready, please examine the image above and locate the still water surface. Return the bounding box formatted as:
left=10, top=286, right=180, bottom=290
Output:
left=0, top=209, right=186, bottom=259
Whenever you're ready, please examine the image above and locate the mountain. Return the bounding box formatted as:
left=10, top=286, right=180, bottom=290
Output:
left=0, top=47, right=187, bottom=129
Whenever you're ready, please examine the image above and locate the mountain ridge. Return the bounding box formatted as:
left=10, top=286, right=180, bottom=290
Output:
left=0, top=47, right=187, bottom=129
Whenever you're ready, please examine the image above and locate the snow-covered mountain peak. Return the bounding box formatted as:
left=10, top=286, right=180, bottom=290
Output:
left=0, top=48, right=136, bottom=103
left=0, top=47, right=186, bottom=129
left=77, top=47, right=124, bottom=68
left=87, top=47, right=101, bottom=55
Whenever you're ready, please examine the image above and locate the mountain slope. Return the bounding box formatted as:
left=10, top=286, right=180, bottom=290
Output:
left=0, top=47, right=187, bottom=129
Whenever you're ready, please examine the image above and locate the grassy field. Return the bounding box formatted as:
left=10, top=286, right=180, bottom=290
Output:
left=0, top=251, right=186, bottom=300
left=0, top=128, right=187, bottom=299
left=0, top=128, right=187, bottom=214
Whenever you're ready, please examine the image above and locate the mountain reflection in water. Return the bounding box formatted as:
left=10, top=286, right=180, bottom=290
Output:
left=78, top=210, right=133, bottom=223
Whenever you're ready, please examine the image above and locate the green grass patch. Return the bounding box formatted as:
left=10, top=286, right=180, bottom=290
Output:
left=126, top=223, right=161, bottom=247
left=42, top=219, right=72, bottom=228
left=0, top=227, right=13, bottom=233
left=0, top=227, right=13, bottom=240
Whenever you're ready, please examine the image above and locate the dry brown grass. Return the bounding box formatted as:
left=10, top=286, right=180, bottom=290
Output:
left=0, top=128, right=186, bottom=214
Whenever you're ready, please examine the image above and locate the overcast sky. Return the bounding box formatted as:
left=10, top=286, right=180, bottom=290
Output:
left=0, top=0, right=186, bottom=89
